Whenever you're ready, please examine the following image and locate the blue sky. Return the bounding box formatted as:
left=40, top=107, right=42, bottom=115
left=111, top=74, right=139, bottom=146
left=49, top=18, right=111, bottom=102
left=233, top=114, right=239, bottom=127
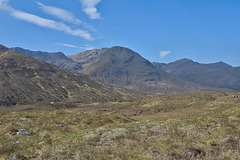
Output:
left=0, top=0, right=240, bottom=66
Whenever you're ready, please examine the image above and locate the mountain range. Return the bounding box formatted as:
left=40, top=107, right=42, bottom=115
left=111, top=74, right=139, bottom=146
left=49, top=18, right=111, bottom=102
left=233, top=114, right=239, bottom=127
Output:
left=152, top=59, right=240, bottom=91
left=11, top=47, right=82, bottom=71
left=74, top=46, right=221, bottom=93
left=0, top=45, right=142, bottom=106
left=11, top=46, right=222, bottom=94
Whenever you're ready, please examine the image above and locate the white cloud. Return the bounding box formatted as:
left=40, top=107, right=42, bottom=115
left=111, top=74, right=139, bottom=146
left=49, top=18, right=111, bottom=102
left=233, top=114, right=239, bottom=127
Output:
left=80, top=0, right=101, bottom=19
left=57, top=43, right=94, bottom=50
left=37, top=2, right=81, bottom=25
left=11, top=10, right=94, bottom=41
left=160, top=51, right=171, bottom=58
left=37, top=2, right=97, bottom=32
left=0, top=0, right=94, bottom=41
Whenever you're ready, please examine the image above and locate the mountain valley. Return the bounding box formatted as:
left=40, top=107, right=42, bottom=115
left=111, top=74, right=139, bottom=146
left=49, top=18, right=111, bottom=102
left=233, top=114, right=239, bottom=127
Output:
left=0, top=44, right=239, bottom=160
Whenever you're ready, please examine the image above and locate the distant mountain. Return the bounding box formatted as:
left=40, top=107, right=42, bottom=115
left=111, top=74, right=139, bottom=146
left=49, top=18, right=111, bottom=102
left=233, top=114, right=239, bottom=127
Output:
left=70, top=46, right=220, bottom=94
left=152, top=59, right=240, bottom=91
left=0, top=45, right=143, bottom=106
left=152, top=59, right=233, bottom=72
left=206, top=61, right=233, bottom=69
left=235, top=66, right=240, bottom=70
left=10, top=47, right=82, bottom=71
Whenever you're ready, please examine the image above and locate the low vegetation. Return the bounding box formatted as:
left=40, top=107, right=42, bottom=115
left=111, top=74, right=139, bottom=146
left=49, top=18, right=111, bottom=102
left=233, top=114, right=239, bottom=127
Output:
left=0, top=92, right=240, bottom=159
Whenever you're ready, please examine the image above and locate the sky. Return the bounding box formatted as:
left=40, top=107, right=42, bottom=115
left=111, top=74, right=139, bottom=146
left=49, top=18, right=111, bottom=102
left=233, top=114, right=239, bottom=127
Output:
left=0, top=0, right=240, bottom=66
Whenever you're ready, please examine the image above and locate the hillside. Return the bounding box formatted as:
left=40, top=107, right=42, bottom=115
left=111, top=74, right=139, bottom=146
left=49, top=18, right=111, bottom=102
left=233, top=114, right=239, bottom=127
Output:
left=0, top=45, right=143, bottom=106
left=72, top=46, right=226, bottom=94
left=10, top=47, right=82, bottom=71
left=152, top=59, right=240, bottom=91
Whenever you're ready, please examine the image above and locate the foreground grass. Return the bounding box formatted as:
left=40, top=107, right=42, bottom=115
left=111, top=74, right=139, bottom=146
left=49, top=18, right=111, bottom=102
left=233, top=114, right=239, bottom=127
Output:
left=0, top=92, right=240, bottom=159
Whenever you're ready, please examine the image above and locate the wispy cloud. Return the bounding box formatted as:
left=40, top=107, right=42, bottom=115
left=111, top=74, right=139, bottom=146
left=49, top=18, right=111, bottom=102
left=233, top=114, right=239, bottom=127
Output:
left=37, top=2, right=81, bottom=25
left=80, top=0, right=101, bottom=20
left=56, top=43, right=80, bottom=48
left=11, top=10, right=94, bottom=41
left=37, top=2, right=96, bottom=32
left=160, top=51, right=171, bottom=58
left=0, top=0, right=94, bottom=40
left=57, top=43, right=94, bottom=50
left=0, top=0, right=11, bottom=10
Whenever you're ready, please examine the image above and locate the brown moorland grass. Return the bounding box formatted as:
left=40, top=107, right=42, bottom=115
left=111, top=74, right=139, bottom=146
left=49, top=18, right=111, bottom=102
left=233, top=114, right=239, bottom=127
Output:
left=0, top=92, right=240, bottom=159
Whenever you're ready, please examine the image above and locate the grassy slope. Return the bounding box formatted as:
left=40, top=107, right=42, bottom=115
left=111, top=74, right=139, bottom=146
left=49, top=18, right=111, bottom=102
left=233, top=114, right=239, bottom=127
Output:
left=0, top=92, right=240, bottom=159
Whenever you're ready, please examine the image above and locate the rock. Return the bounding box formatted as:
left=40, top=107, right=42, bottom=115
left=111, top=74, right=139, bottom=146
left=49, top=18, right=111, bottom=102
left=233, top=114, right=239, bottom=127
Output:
left=11, top=129, right=31, bottom=136
left=56, top=124, right=69, bottom=128
left=13, top=141, right=21, bottom=144
left=38, top=142, right=44, bottom=145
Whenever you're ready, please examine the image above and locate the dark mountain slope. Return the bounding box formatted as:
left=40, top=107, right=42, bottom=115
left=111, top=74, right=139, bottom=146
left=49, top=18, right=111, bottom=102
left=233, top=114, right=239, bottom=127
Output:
left=77, top=46, right=219, bottom=93
left=10, top=47, right=82, bottom=71
left=152, top=59, right=240, bottom=91
left=0, top=45, right=143, bottom=106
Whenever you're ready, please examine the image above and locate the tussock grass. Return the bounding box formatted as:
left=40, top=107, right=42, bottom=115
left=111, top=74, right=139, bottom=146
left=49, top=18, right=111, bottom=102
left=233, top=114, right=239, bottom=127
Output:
left=0, top=92, right=240, bottom=159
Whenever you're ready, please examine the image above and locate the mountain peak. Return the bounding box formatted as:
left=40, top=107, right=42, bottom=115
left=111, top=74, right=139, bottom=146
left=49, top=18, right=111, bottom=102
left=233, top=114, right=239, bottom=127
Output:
left=106, top=46, right=140, bottom=58
left=207, top=61, right=232, bottom=69
left=215, top=61, right=230, bottom=66
left=112, top=46, right=127, bottom=49
left=79, top=46, right=210, bottom=93
left=155, top=58, right=240, bottom=91
left=177, top=58, right=194, bottom=63
left=54, top=52, right=65, bottom=57
left=110, top=46, right=132, bottom=52
left=165, top=58, right=195, bottom=66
